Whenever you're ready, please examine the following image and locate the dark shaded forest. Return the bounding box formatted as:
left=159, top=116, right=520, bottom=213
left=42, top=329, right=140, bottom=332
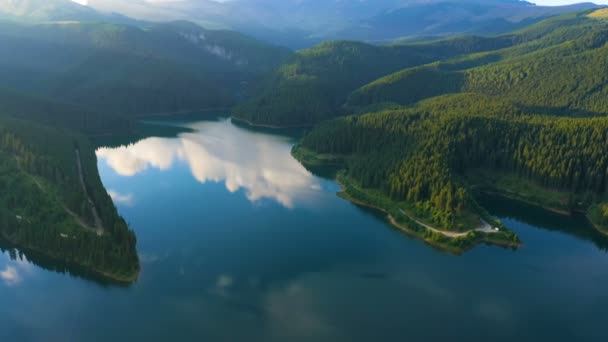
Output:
left=298, top=93, right=608, bottom=231
left=0, top=117, right=138, bottom=281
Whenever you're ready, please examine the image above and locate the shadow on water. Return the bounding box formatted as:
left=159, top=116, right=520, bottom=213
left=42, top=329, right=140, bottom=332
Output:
left=478, top=192, right=608, bottom=252
left=0, top=236, right=131, bottom=288
left=95, top=113, right=309, bottom=149
left=93, top=121, right=194, bottom=149
left=302, top=163, right=341, bottom=181
left=94, top=111, right=229, bottom=148
left=229, top=117, right=308, bottom=140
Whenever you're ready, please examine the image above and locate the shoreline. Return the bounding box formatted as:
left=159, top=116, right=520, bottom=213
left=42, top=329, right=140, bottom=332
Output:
left=290, top=145, right=520, bottom=252
left=0, top=231, right=139, bottom=284
left=230, top=116, right=314, bottom=129
left=135, top=107, right=231, bottom=119
left=586, top=207, right=608, bottom=237
left=589, top=221, right=608, bottom=237
left=476, top=188, right=608, bottom=237
left=334, top=177, right=520, bottom=254
left=334, top=186, right=462, bottom=255
left=475, top=188, right=572, bottom=216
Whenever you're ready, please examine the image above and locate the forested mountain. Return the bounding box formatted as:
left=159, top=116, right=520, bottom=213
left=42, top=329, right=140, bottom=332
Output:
left=338, top=0, right=602, bottom=42
left=85, top=0, right=603, bottom=48
left=289, top=10, right=608, bottom=240
left=0, top=87, right=129, bottom=134
left=348, top=12, right=608, bottom=116
left=233, top=35, right=530, bottom=126
left=0, top=19, right=291, bottom=116
left=297, top=92, right=608, bottom=236
left=239, top=11, right=608, bottom=126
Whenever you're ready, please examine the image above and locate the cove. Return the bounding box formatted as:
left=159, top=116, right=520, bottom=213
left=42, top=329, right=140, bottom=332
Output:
left=1, top=116, right=607, bottom=342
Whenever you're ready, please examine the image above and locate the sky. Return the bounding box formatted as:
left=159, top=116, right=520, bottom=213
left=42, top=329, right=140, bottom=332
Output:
left=534, top=0, right=608, bottom=4
left=71, top=0, right=608, bottom=5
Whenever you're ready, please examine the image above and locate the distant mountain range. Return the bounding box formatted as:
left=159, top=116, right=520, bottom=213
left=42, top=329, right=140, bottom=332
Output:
left=0, top=0, right=603, bottom=48
left=80, top=0, right=605, bottom=48
left=0, top=0, right=135, bottom=23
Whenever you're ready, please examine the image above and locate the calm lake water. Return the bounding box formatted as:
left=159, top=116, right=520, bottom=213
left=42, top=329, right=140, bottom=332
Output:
left=1, top=117, right=608, bottom=341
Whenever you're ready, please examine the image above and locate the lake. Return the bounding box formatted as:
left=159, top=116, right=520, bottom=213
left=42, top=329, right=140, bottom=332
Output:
left=1, top=116, right=607, bottom=342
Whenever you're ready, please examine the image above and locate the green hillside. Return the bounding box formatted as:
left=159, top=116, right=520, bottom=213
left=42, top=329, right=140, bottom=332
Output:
left=348, top=12, right=608, bottom=115
left=0, top=20, right=291, bottom=116
left=0, top=87, right=130, bottom=134
left=295, top=93, right=608, bottom=243
left=0, top=116, right=139, bottom=281
left=233, top=34, right=533, bottom=126
left=289, top=13, right=608, bottom=248
left=235, top=11, right=608, bottom=126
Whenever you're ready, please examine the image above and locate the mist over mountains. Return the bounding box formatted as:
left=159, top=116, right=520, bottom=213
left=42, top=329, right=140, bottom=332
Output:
left=0, top=0, right=603, bottom=47
left=84, top=0, right=603, bottom=47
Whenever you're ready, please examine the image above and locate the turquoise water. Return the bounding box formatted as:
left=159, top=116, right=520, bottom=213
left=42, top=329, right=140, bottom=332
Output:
left=1, top=117, right=607, bottom=341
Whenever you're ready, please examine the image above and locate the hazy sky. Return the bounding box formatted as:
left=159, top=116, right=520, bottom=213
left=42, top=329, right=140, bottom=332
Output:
left=534, top=0, right=608, bottom=4
left=71, top=0, right=608, bottom=5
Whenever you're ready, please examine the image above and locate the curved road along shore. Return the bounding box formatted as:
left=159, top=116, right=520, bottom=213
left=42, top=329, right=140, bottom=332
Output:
left=398, top=209, right=498, bottom=238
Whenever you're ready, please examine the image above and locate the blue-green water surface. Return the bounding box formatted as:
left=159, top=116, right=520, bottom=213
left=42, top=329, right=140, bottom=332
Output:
left=1, top=117, right=607, bottom=341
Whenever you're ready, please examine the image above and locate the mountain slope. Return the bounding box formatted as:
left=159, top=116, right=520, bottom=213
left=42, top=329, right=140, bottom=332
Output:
left=0, top=19, right=291, bottom=116
left=289, top=12, right=608, bottom=249
left=85, top=0, right=603, bottom=48
left=342, top=1, right=603, bottom=41
left=295, top=92, right=608, bottom=239
left=238, top=11, right=608, bottom=127
left=233, top=35, right=530, bottom=126
left=348, top=12, right=608, bottom=116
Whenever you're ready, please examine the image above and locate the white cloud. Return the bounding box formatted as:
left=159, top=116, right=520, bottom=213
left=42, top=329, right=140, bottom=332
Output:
left=107, top=190, right=135, bottom=206
left=96, top=119, right=322, bottom=208
left=0, top=266, right=21, bottom=286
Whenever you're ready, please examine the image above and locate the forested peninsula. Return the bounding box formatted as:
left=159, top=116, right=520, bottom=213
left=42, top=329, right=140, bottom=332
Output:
left=238, top=10, right=608, bottom=250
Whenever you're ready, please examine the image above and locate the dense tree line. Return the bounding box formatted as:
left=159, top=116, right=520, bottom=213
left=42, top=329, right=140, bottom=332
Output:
left=292, top=14, right=608, bottom=232
left=300, top=93, right=608, bottom=230
left=237, top=12, right=608, bottom=126
left=0, top=20, right=290, bottom=118
left=0, top=117, right=138, bottom=280
left=348, top=16, right=608, bottom=116
left=233, top=30, right=551, bottom=126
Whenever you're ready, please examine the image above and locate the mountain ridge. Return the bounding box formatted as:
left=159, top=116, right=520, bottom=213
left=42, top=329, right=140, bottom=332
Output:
left=82, top=0, right=605, bottom=48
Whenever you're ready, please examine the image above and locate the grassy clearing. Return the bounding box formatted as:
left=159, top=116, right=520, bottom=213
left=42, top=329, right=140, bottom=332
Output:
left=588, top=9, right=608, bottom=19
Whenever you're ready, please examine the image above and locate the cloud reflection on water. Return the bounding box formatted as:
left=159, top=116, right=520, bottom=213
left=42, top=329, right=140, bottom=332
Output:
left=0, top=266, right=21, bottom=286
left=0, top=251, right=34, bottom=287
left=96, top=119, right=321, bottom=208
